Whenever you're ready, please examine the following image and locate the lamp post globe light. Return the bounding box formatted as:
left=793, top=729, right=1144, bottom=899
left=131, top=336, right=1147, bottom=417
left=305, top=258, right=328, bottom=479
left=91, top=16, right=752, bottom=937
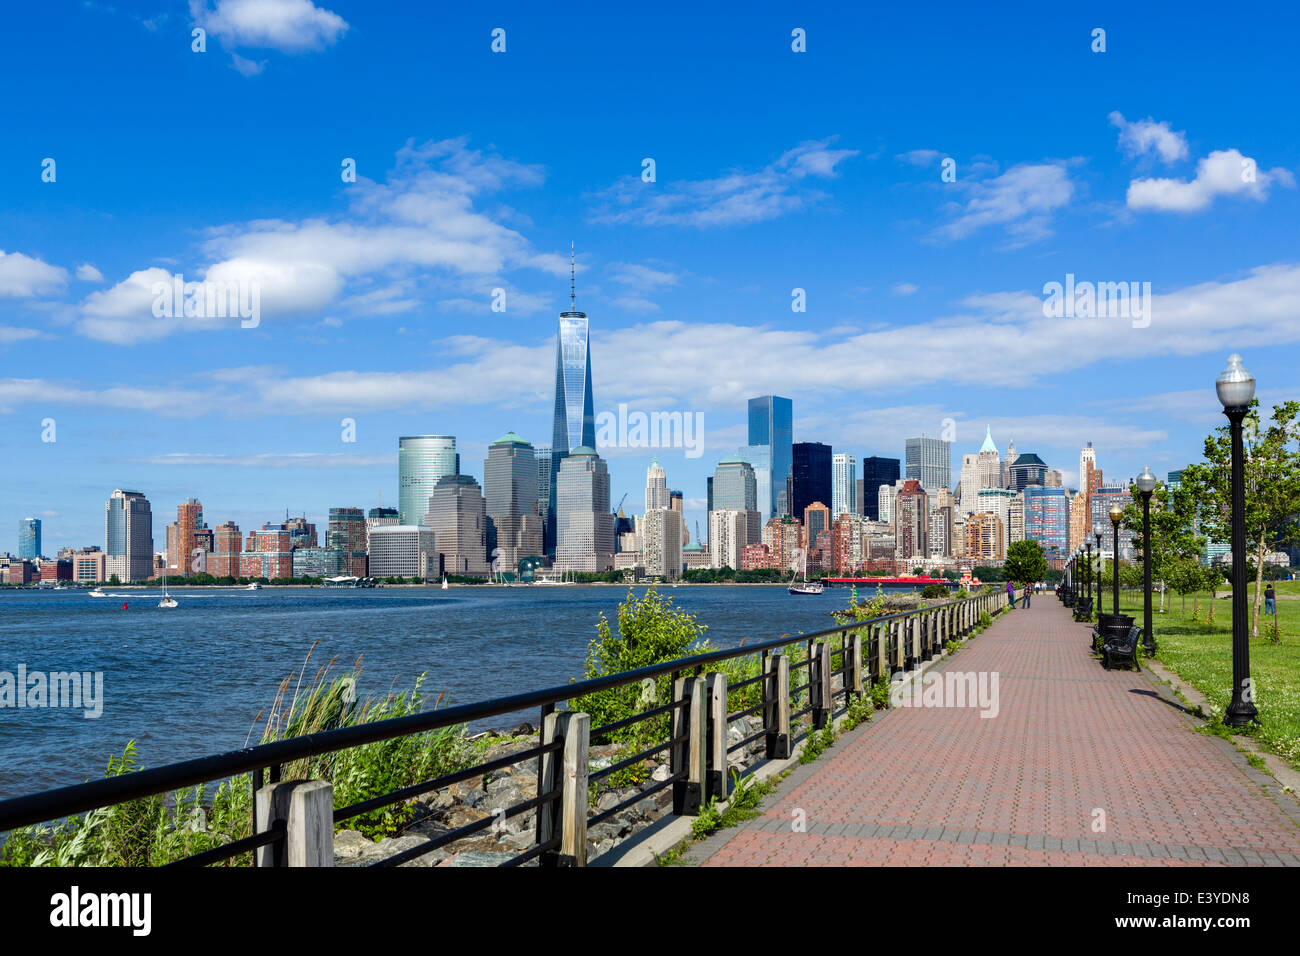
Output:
left=1217, top=354, right=1258, bottom=727
left=1109, top=504, right=1124, bottom=617
left=1135, top=466, right=1158, bottom=656
left=1084, top=540, right=1093, bottom=616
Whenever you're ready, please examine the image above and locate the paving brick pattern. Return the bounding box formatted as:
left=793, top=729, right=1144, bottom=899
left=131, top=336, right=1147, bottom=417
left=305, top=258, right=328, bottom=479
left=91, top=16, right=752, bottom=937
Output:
left=693, top=600, right=1300, bottom=866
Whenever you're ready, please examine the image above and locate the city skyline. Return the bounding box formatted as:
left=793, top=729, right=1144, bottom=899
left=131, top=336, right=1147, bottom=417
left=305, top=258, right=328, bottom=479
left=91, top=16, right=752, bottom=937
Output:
left=4, top=4, right=1299, bottom=553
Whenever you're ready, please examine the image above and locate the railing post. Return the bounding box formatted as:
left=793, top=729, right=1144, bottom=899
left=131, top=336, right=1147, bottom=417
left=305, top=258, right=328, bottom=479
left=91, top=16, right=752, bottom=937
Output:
left=849, top=630, right=863, bottom=696
left=255, top=779, right=333, bottom=867
left=875, top=623, right=886, bottom=681
left=538, top=710, right=590, bottom=866
left=810, top=641, right=832, bottom=729
left=763, top=653, right=791, bottom=759
left=892, top=619, right=904, bottom=675
left=671, top=675, right=706, bottom=815
left=705, top=673, right=728, bottom=802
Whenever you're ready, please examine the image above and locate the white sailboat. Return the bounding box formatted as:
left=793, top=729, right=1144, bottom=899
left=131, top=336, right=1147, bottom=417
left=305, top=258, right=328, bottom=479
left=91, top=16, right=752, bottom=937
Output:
left=441, top=576, right=449, bottom=591
left=158, top=569, right=178, bottom=609
left=788, top=553, right=824, bottom=596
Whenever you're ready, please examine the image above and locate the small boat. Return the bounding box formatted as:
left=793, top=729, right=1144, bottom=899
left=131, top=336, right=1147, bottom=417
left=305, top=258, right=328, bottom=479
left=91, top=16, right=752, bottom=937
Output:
left=441, top=576, right=449, bottom=591
left=245, top=582, right=262, bottom=590
left=789, top=581, right=825, bottom=596
left=158, top=570, right=178, bottom=609
left=88, top=587, right=107, bottom=598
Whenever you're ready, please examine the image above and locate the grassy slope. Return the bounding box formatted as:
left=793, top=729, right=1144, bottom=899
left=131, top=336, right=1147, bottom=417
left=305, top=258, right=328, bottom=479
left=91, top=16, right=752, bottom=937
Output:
left=1112, top=588, right=1300, bottom=769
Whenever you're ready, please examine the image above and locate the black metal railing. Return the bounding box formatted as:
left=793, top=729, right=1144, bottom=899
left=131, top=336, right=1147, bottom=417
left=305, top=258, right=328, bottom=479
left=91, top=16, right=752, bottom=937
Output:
left=0, top=589, right=1007, bottom=867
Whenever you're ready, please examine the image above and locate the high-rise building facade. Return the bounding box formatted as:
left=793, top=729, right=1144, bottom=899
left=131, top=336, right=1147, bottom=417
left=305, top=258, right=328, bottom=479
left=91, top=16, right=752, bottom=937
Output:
left=966, top=512, right=1005, bottom=562
left=1024, top=486, right=1070, bottom=561
left=791, top=442, right=831, bottom=520
left=174, top=499, right=204, bottom=574
left=550, top=262, right=597, bottom=555
left=643, top=507, right=684, bottom=580
left=645, top=457, right=669, bottom=512
left=748, top=396, right=793, bottom=518
left=327, top=507, right=369, bottom=577
left=861, top=456, right=900, bottom=521
left=105, top=489, right=153, bottom=583
left=368, top=525, right=437, bottom=579
left=894, top=480, right=929, bottom=563
left=709, top=509, right=756, bottom=570
left=424, top=475, right=490, bottom=576
left=976, top=427, right=1004, bottom=494
left=1007, top=453, right=1048, bottom=492
left=398, top=436, right=458, bottom=526
left=803, top=502, right=831, bottom=549
left=1091, top=485, right=1135, bottom=561
left=17, top=518, right=40, bottom=560
left=831, top=453, right=856, bottom=518
left=976, top=487, right=1016, bottom=548
left=905, top=437, right=951, bottom=493
left=484, top=432, right=543, bottom=571
left=213, top=521, right=242, bottom=578
left=555, top=447, right=614, bottom=573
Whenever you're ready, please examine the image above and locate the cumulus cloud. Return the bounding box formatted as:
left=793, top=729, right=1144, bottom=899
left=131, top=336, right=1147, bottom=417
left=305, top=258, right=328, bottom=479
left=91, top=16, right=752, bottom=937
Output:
left=75, top=263, right=105, bottom=282
left=930, top=162, right=1076, bottom=246
left=587, top=139, right=858, bottom=228
left=1126, top=148, right=1295, bottom=212
left=0, top=251, right=67, bottom=297
left=74, top=138, right=560, bottom=343
left=190, top=0, right=348, bottom=53
left=1108, top=111, right=1189, bottom=163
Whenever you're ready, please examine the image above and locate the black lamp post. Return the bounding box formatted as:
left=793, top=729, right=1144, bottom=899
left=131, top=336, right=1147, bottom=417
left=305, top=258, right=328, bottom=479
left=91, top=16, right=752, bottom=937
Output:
left=1084, top=541, right=1093, bottom=614
left=1217, top=354, right=1258, bottom=727
left=1109, top=504, right=1123, bottom=617
left=1094, top=528, right=1103, bottom=617
left=1135, top=466, right=1158, bottom=656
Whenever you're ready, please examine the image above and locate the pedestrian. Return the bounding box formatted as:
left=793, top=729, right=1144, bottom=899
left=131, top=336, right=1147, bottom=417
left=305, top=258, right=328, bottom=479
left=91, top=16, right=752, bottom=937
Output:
left=1265, top=582, right=1276, bottom=616
left=1023, top=582, right=1032, bottom=608
left=1006, top=579, right=1017, bottom=608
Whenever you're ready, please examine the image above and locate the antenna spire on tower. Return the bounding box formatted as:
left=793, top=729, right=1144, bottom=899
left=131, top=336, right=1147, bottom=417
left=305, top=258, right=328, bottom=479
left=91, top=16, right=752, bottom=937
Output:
left=569, top=241, right=576, bottom=312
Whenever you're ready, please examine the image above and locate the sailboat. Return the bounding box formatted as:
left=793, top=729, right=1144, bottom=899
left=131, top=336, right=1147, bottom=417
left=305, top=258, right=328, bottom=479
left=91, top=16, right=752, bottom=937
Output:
left=441, top=576, right=449, bottom=591
left=158, top=569, right=178, bottom=609
left=788, top=553, right=824, bottom=596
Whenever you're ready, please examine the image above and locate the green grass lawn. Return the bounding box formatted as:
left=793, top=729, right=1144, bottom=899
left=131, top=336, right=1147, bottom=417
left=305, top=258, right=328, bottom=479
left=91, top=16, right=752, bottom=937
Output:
left=1109, top=588, right=1300, bottom=770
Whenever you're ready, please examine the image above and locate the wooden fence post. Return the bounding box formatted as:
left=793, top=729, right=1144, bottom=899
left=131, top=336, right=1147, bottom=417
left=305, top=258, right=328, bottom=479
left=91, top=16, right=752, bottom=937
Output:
left=671, top=675, right=706, bottom=815
left=849, top=631, right=863, bottom=696
left=538, top=710, right=591, bottom=866
left=706, top=673, right=728, bottom=802
left=255, top=779, right=333, bottom=867
left=763, top=653, right=791, bottom=759
left=875, top=623, right=886, bottom=682
left=810, top=642, right=831, bottom=729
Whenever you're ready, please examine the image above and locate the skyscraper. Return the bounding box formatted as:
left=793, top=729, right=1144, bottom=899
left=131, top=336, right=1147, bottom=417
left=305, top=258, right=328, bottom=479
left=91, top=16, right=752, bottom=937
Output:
left=555, top=446, right=614, bottom=572
left=1024, top=486, right=1070, bottom=561
left=328, top=507, right=369, bottom=577
left=791, top=442, right=832, bottom=520
left=645, top=457, right=669, bottom=512
left=831, top=453, right=856, bottom=518
left=977, top=426, right=1003, bottom=492
left=748, top=395, right=793, bottom=518
left=905, top=436, right=951, bottom=493
left=1007, top=452, right=1048, bottom=492
left=549, top=248, right=596, bottom=549
left=424, top=475, right=490, bottom=575
left=484, top=431, right=543, bottom=571
left=861, top=456, right=900, bottom=521
left=17, top=518, right=40, bottom=560
left=105, top=489, right=153, bottom=583
left=894, top=480, right=929, bottom=563
left=398, top=435, right=458, bottom=526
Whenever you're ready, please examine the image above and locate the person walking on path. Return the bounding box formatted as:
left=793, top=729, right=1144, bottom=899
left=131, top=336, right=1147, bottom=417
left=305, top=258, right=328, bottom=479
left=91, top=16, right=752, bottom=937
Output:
left=1007, top=579, right=1017, bottom=608
left=1265, top=582, right=1277, bottom=616
left=1023, top=582, right=1033, bottom=608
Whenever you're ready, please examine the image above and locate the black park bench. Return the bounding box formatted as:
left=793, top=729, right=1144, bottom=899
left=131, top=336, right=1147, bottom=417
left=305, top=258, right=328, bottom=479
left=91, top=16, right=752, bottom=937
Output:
left=1102, top=625, right=1142, bottom=671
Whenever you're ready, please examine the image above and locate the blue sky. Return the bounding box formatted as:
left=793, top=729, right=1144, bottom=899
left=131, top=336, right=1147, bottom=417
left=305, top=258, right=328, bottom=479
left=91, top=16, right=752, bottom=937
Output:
left=3, top=0, right=1299, bottom=553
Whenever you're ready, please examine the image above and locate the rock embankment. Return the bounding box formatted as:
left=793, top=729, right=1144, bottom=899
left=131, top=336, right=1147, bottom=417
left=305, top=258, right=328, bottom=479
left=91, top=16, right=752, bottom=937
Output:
left=334, top=714, right=769, bottom=867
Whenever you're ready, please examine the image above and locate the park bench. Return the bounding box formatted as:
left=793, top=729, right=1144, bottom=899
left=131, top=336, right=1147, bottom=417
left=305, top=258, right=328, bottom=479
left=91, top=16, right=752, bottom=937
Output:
left=1101, top=625, right=1142, bottom=671
left=1073, top=596, right=1092, bottom=622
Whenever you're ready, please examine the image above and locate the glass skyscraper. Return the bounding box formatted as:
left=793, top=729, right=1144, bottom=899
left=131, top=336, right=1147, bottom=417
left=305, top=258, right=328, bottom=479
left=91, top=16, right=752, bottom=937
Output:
left=861, top=456, right=901, bottom=521
left=398, top=436, right=458, bottom=526
left=905, top=436, right=952, bottom=493
left=548, top=260, right=596, bottom=554
left=747, top=395, right=792, bottom=518
left=1023, top=486, right=1070, bottom=560
left=791, top=442, right=831, bottom=519
left=831, top=453, right=856, bottom=518
left=18, top=517, right=40, bottom=559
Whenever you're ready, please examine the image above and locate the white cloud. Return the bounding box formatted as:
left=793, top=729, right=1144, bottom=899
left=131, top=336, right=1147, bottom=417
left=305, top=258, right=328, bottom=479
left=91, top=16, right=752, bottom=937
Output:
left=230, top=52, right=267, bottom=76
left=896, top=149, right=945, bottom=167
left=137, top=452, right=394, bottom=468
left=190, top=0, right=348, bottom=53
left=0, top=251, right=67, bottom=298
left=75, top=138, right=558, bottom=343
left=587, top=139, right=858, bottom=228
left=0, top=326, right=41, bottom=344
left=1126, top=148, right=1295, bottom=213
left=75, top=263, right=105, bottom=282
left=930, top=163, right=1075, bottom=246
left=1108, top=111, right=1188, bottom=163
left=0, top=377, right=214, bottom=417
left=892, top=283, right=919, bottom=296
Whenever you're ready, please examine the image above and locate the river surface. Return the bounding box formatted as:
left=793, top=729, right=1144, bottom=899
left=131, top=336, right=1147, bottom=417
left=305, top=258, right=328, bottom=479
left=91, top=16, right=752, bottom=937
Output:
left=0, top=583, right=932, bottom=797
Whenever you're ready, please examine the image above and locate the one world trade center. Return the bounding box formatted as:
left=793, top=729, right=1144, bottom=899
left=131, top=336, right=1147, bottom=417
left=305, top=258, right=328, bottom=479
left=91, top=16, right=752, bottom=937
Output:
left=546, top=244, right=595, bottom=554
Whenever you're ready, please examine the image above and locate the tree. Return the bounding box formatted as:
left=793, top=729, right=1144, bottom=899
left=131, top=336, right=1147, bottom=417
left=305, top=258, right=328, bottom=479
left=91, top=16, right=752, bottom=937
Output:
left=1181, top=399, right=1300, bottom=642
left=1165, top=556, right=1203, bottom=619
left=1121, top=479, right=1202, bottom=614
left=1003, top=540, right=1049, bottom=586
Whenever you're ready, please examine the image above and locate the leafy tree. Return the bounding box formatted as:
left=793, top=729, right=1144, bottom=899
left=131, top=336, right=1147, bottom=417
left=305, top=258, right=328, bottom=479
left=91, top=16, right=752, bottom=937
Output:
left=108, top=574, right=121, bottom=586
left=1165, top=556, right=1204, bottom=619
left=1121, top=479, right=1202, bottom=614
left=1181, top=399, right=1300, bottom=642
left=1003, top=540, right=1049, bottom=585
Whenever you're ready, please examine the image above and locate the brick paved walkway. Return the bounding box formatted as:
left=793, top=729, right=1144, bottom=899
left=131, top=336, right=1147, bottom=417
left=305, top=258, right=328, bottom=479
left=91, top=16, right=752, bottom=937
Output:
left=691, top=599, right=1300, bottom=866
